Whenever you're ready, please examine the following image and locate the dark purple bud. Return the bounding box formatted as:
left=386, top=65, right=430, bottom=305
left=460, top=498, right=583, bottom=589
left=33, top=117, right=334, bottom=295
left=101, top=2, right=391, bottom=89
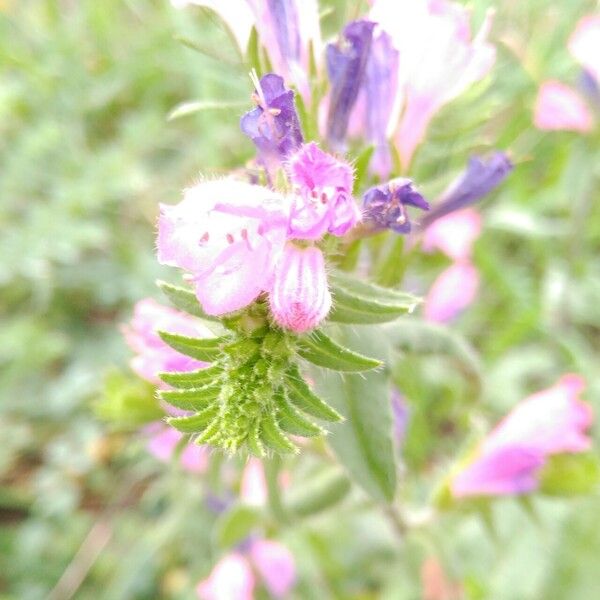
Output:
left=240, top=73, right=304, bottom=172
left=421, top=152, right=513, bottom=227
left=362, top=178, right=429, bottom=234
left=326, top=20, right=375, bottom=150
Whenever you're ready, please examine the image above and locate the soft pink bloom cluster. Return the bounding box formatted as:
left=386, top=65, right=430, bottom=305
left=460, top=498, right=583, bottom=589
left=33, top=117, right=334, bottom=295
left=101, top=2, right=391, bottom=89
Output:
left=368, top=0, right=496, bottom=169
left=452, top=374, right=593, bottom=497
left=123, top=298, right=212, bottom=472
left=422, top=209, right=481, bottom=322
left=534, top=14, right=599, bottom=133
left=157, top=144, right=359, bottom=333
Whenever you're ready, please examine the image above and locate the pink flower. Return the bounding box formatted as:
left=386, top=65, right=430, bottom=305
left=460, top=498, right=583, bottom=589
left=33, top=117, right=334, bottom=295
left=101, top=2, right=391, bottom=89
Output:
left=452, top=374, right=593, bottom=498
left=146, top=424, right=210, bottom=474
left=568, top=15, right=600, bottom=86
left=534, top=81, right=594, bottom=132
left=422, top=209, right=482, bottom=262
left=122, top=298, right=210, bottom=386
left=249, top=540, right=296, bottom=598
left=240, top=458, right=268, bottom=506
left=269, top=244, right=332, bottom=333
left=157, top=179, right=289, bottom=316
left=196, top=553, right=255, bottom=600
left=424, top=261, right=479, bottom=323
left=287, top=142, right=360, bottom=240
left=371, top=0, right=496, bottom=167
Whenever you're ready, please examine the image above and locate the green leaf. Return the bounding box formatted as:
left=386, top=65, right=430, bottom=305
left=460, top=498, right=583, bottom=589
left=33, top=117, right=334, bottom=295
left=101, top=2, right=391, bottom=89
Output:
left=157, top=280, right=220, bottom=321
left=166, top=405, right=219, bottom=434
left=353, top=145, right=374, bottom=193
left=260, top=413, right=298, bottom=454
left=285, top=365, right=343, bottom=422
left=311, top=326, right=397, bottom=502
left=539, top=453, right=600, bottom=496
left=374, top=236, right=407, bottom=288
left=246, top=26, right=261, bottom=73
left=167, top=100, right=248, bottom=121
left=157, top=331, right=225, bottom=362
left=159, top=365, right=223, bottom=389
left=384, top=319, right=482, bottom=382
left=297, top=330, right=382, bottom=372
left=288, top=468, right=351, bottom=517
left=276, top=392, right=325, bottom=437
left=329, top=271, right=420, bottom=324
left=158, top=385, right=221, bottom=411
left=215, top=504, right=263, bottom=550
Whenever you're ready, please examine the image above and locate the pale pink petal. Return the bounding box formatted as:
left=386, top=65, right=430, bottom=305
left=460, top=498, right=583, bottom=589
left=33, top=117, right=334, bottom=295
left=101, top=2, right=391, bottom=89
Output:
left=451, top=445, right=545, bottom=497
left=240, top=458, right=268, bottom=506
left=171, top=0, right=254, bottom=53
left=424, top=262, right=479, bottom=323
left=269, top=244, right=332, bottom=333
left=196, top=553, right=255, bottom=600
left=146, top=425, right=183, bottom=463
left=250, top=540, right=296, bottom=598
left=422, top=209, right=482, bottom=261
left=485, top=374, right=592, bottom=456
left=180, top=443, right=210, bottom=473
left=534, top=81, right=594, bottom=132
left=568, top=15, right=600, bottom=85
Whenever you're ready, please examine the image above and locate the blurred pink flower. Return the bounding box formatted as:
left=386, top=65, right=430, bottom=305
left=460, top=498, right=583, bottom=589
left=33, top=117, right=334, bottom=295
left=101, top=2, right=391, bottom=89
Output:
left=534, top=81, right=594, bottom=132
left=452, top=374, right=593, bottom=497
left=122, top=298, right=211, bottom=386
left=240, top=458, right=268, bottom=506
left=197, top=540, right=296, bottom=600
left=424, top=261, right=479, bottom=323
left=146, top=424, right=209, bottom=474
left=287, top=142, right=360, bottom=240
left=250, top=539, right=296, bottom=598
left=568, top=14, right=600, bottom=85
left=269, top=244, right=332, bottom=333
left=157, top=180, right=289, bottom=316
left=196, top=553, right=255, bottom=600
left=370, top=0, right=496, bottom=167
left=422, top=208, right=482, bottom=262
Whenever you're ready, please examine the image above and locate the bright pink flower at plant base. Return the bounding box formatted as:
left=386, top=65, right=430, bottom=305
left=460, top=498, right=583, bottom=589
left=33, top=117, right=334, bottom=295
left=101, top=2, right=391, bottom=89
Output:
left=569, top=15, right=600, bottom=85
left=422, top=209, right=482, bottom=262
left=250, top=540, right=297, bottom=598
left=269, top=244, right=332, bottom=333
left=196, top=553, right=255, bottom=600
left=370, top=0, right=496, bottom=167
left=122, top=298, right=210, bottom=385
left=157, top=180, right=289, bottom=316
left=534, top=81, right=594, bottom=132
left=452, top=374, right=593, bottom=497
left=287, top=142, right=360, bottom=240
left=424, top=261, right=479, bottom=323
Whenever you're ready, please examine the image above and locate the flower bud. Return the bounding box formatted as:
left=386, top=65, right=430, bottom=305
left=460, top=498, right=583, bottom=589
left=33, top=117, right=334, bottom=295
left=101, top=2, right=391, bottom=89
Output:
left=269, top=244, right=331, bottom=333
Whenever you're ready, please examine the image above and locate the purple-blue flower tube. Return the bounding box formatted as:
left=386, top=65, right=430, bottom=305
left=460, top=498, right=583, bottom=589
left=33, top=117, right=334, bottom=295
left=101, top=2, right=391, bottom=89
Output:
left=362, top=178, right=430, bottom=234
left=326, top=20, right=375, bottom=150
left=240, top=73, right=304, bottom=173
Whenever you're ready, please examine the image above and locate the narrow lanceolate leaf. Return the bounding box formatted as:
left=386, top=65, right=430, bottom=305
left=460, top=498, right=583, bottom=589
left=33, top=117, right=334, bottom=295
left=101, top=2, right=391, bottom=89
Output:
left=285, top=365, right=343, bottom=422
left=157, top=280, right=220, bottom=321
left=288, top=468, right=352, bottom=517
left=215, top=505, right=263, bottom=550
left=246, top=420, right=266, bottom=457
left=158, top=385, right=221, bottom=411
left=158, top=331, right=225, bottom=362
left=159, top=365, right=223, bottom=389
left=297, top=330, right=381, bottom=372
left=311, top=325, right=397, bottom=503
left=276, top=392, right=325, bottom=437
left=260, top=413, right=298, bottom=454
left=167, top=405, right=219, bottom=434
left=329, top=271, right=420, bottom=324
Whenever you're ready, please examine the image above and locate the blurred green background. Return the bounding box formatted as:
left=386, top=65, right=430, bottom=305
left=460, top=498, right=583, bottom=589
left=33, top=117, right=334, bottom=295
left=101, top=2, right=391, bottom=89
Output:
left=1, top=0, right=599, bottom=598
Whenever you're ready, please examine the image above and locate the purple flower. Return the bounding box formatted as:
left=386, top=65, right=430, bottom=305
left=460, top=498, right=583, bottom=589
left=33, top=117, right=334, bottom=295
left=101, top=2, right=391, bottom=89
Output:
left=362, top=178, right=429, bottom=234
left=287, top=142, right=360, bottom=239
left=326, top=20, right=375, bottom=150
left=421, top=152, right=512, bottom=227
left=241, top=73, right=304, bottom=175
left=391, top=389, right=409, bottom=447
